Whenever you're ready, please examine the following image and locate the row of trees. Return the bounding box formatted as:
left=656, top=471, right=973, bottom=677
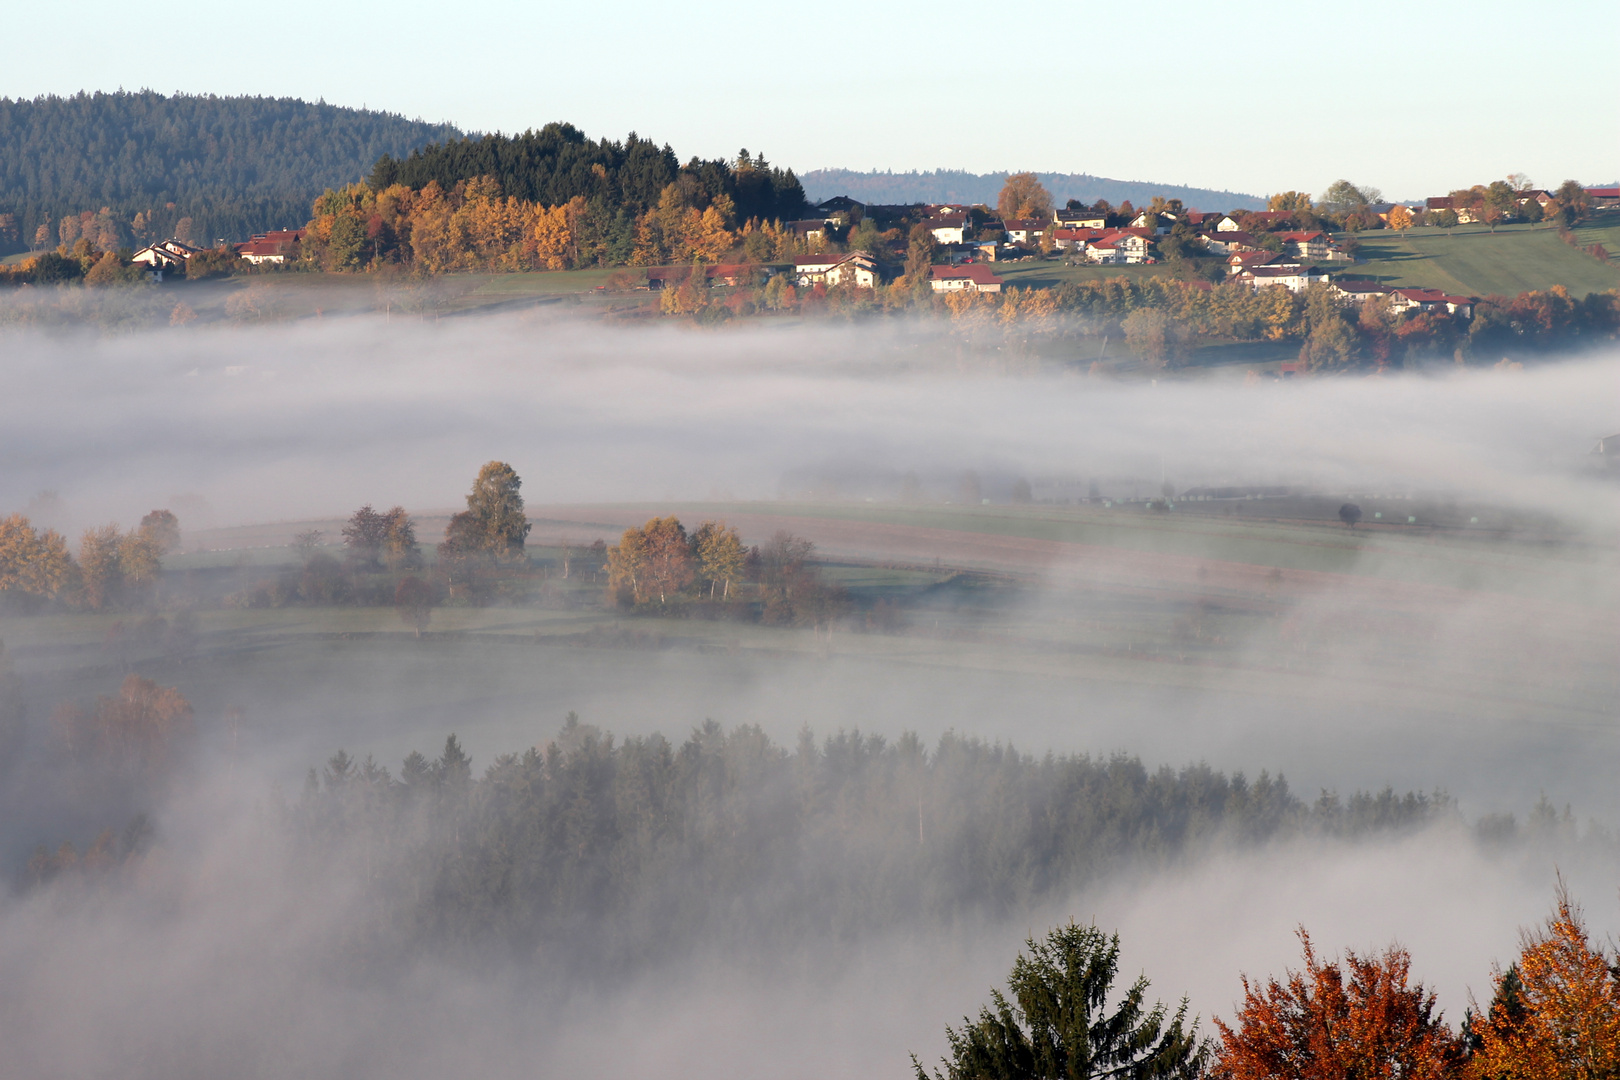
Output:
left=921, top=885, right=1619, bottom=1079
left=276, top=716, right=1452, bottom=969
left=0, top=510, right=178, bottom=612
left=296, top=173, right=823, bottom=274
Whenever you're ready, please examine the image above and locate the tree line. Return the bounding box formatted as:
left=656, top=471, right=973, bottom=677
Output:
left=0, top=509, right=178, bottom=612
left=0, top=91, right=462, bottom=252
left=265, top=715, right=1452, bottom=970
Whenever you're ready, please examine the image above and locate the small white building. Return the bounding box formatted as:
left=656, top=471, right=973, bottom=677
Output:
left=929, top=264, right=1003, bottom=293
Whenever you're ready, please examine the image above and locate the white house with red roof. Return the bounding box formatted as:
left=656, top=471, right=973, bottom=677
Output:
left=1280, top=230, right=1336, bottom=260
left=929, top=263, right=1003, bottom=293
left=1002, top=219, right=1046, bottom=244
left=236, top=229, right=305, bottom=264
left=1198, top=230, right=1260, bottom=255
left=1050, top=226, right=1109, bottom=252
left=1331, top=279, right=1391, bottom=303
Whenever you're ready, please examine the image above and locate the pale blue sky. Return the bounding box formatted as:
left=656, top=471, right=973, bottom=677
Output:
left=8, top=0, right=1616, bottom=200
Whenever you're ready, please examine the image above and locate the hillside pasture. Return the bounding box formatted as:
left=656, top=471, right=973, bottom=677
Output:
left=1341, top=222, right=1620, bottom=297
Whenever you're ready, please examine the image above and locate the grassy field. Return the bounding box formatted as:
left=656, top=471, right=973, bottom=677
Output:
left=1337, top=220, right=1620, bottom=297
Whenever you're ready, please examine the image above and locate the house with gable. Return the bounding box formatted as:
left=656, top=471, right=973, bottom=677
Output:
left=1237, top=264, right=1329, bottom=292
left=236, top=229, right=305, bottom=264
left=131, top=237, right=201, bottom=271
left=1053, top=207, right=1108, bottom=229
left=1002, top=219, right=1046, bottom=244
left=929, top=263, right=1003, bottom=293
left=794, top=251, right=883, bottom=289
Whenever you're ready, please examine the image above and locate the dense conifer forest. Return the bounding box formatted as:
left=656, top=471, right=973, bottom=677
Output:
left=0, top=91, right=463, bottom=249
left=369, top=122, right=808, bottom=224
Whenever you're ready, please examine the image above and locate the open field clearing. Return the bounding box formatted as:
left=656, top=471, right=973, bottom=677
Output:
left=1339, top=221, right=1620, bottom=296
left=9, top=498, right=1604, bottom=822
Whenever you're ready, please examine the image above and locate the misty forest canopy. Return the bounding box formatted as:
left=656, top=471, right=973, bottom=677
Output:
left=0, top=91, right=464, bottom=251
left=265, top=718, right=1448, bottom=968
left=368, top=122, right=809, bottom=224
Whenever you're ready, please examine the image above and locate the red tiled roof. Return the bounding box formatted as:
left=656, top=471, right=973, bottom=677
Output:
left=1586, top=187, right=1620, bottom=198
left=930, top=264, right=1004, bottom=284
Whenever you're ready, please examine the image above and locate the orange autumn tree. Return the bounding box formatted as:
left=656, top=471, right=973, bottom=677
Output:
left=1214, top=929, right=1464, bottom=1080
left=1467, top=884, right=1620, bottom=1080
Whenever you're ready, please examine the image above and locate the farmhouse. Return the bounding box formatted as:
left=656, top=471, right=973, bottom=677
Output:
left=794, top=252, right=882, bottom=289
left=1388, top=287, right=1474, bottom=317
left=1236, top=264, right=1329, bottom=292
left=236, top=229, right=304, bottom=264
left=1331, top=279, right=1390, bottom=303
left=929, top=263, right=1003, bottom=293
left=1587, top=187, right=1620, bottom=207
left=1211, top=215, right=1242, bottom=232
left=132, top=237, right=200, bottom=270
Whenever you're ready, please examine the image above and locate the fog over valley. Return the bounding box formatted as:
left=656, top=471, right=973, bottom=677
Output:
left=0, top=311, right=1615, bottom=1078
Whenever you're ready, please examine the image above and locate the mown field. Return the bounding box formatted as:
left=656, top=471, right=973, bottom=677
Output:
left=1334, top=220, right=1620, bottom=297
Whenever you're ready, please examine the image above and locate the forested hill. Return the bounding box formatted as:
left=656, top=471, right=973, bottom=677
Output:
left=800, top=168, right=1267, bottom=212
left=0, top=91, right=463, bottom=251
left=370, top=123, right=810, bottom=224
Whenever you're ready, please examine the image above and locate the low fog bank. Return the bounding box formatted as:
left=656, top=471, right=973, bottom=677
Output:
left=1, top=759, right=1612, bottom=1080
left=0, top=315, right=1615, bottom=536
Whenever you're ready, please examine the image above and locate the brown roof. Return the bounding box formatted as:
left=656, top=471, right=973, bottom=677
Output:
left=930, top=264, right=1004, bottom=284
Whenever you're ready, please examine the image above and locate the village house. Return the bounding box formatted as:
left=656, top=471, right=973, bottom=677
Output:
left=928, top=213, right=968, bottom=245
left=1084, top=230, right=1152, bottom=264
left=1331, top=279, right=1390, bottom=303
left=1197, top=230, right=1259, bottom=255
left=1052, top=208, right=1108, bottom=229
left=1049, top=226, right=1108, bottom=253
left=813, top=196, right=865, bottom=223
left=236, top=229, right=304, bottom=264
left=1236, top=264, right=1329, bottom=293
left=1128, top=211, right=1173, bottom=235
left=928, top=263, right=1003, bottom=293
left=1211, top=215, right=1243, bottom=232
left=1516, top=190, right=1554, bottom=210
left=793, top=251, right=882, bottom=289
left=1587, top=186, right=1620, bottom=207
left=1387, top=287, right=1474, bottom=317
left=1280, top=230, right=1338, bottom=261
left=786, top=219, right=829, bottom=244
left=1002, top=219, right=1046, bottom=244
left=131, top=237, right=200, bottom=271
left=1227, top=250, right=1281, bottom=274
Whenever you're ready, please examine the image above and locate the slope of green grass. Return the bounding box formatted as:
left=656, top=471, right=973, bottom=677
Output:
left=1343, top=222, right=1620, bottom=296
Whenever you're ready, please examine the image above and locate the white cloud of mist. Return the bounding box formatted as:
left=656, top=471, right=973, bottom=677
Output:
left=0, top=313, right=1615, bottom=535
left=2, top=312, right=1617, bottom=1078
left=1, top=767, right=1612, bottom=1080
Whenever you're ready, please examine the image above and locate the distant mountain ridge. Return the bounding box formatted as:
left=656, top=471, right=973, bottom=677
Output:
left=800, top=169, right=1266, bottom=212
left=0, top=91, right=464, bottom=250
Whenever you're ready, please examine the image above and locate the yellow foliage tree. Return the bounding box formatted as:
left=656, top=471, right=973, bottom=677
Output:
left=0, top=514, right=73, bottom=605
left=1388, top=205, right=1414, bottom=231
left=533, top=204, right=573, bottom=270
left=1468, top=885, right=1620, bottom=1080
